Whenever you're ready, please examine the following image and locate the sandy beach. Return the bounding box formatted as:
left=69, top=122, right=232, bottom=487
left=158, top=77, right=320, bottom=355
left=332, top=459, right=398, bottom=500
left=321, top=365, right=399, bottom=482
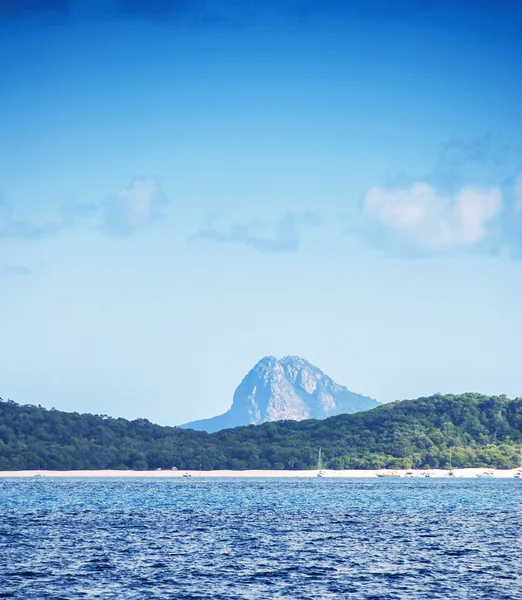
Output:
left=0, top=468, right=519, bottom=478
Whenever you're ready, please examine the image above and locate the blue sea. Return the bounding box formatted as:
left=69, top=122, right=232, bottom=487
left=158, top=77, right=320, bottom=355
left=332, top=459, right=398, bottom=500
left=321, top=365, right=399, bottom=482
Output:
left=0, top=478, right=520, bottom=599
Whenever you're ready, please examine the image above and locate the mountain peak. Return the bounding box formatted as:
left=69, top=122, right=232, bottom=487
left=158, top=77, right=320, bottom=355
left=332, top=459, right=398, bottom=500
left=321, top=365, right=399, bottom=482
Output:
left=180, top=356, right=377, bottom=433
left=254, top=355, right=278, bottom=369
left=279, top=355, right=317, bottom=369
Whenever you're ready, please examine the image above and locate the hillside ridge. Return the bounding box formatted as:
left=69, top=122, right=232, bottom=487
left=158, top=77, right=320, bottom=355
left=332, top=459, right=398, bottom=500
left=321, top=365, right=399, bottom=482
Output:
left=1, top=393, right=521, bottom=470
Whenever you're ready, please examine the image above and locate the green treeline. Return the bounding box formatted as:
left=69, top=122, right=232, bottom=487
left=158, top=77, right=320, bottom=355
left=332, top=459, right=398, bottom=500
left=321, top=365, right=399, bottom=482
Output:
left=0, top=393, right=521, bottom=470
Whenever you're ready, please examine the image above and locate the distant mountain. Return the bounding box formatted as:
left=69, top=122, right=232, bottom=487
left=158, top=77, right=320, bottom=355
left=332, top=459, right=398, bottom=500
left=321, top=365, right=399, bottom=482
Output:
left=180, top=355, right=378, bottom=433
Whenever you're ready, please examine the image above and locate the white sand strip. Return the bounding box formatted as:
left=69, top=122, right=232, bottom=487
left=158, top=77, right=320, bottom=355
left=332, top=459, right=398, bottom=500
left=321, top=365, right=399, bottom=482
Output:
left=0, top=468, right=519, bottom=478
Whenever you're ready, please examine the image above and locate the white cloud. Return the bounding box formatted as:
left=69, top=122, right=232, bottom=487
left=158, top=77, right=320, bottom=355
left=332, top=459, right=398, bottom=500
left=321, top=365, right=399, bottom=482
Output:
left=363, top=182, right=502, bottom=251
left=102, top=179, right=166, bottom=235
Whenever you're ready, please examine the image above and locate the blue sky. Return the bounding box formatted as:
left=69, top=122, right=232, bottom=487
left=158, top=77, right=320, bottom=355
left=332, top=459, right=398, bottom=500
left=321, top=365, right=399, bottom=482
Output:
left=1, top=0, right=521, bottom=425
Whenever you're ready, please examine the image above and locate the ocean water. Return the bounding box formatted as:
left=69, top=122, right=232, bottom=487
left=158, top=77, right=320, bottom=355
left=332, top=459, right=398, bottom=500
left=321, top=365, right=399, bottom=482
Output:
left=0, top=478, right=520, bottom=599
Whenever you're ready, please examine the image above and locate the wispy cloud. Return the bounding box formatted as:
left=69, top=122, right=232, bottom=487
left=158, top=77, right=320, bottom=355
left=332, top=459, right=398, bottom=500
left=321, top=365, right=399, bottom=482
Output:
left=363, top=182, right=502, bottom=252
left=0, top=199, right=63, bottom=240
left=191, top=212, right=320, bottom=254
left=432, top=134, right=520, bottom=191
left=58, top=178, right=167, bottom=235
left=100, top=179, right=167, bottom=236
left=0, top=178, right=166, bottom=241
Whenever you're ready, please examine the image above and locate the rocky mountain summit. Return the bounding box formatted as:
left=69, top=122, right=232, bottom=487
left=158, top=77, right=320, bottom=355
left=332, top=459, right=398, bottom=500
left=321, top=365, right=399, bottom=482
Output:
left=180, top=356, right=378, bottom=433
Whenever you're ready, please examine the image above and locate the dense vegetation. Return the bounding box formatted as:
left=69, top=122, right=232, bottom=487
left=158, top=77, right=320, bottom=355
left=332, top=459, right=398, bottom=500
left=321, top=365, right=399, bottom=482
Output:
left=1, top=393, right=521, bottom=470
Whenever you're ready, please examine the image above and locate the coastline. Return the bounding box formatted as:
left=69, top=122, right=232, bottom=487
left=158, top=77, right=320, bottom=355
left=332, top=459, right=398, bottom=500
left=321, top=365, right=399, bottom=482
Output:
left=0, top=468, right=519, bottom=478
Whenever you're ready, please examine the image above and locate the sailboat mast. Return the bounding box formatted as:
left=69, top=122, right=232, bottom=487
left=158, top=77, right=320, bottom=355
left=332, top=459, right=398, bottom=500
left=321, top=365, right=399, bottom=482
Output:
left=317, top=447, right=322, bottom=471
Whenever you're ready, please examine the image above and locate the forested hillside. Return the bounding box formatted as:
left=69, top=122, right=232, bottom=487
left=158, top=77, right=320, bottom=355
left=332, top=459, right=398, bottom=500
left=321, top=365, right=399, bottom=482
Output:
left=1, top=393, right=521, bottom=470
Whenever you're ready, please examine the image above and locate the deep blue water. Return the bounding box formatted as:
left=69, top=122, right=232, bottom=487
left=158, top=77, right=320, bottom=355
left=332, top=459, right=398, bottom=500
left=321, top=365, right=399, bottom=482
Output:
left=0, top=478, right=521, bottom=599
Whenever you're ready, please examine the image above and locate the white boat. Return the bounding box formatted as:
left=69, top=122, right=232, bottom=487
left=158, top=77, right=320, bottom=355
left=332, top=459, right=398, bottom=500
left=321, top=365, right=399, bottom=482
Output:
left=376, top=471, right=401, bottom=477
left=316, top=448, right=325, bottom=477
left=476, top=470, right=495, bottom=478
left=446, top=448, right=456, bottom=477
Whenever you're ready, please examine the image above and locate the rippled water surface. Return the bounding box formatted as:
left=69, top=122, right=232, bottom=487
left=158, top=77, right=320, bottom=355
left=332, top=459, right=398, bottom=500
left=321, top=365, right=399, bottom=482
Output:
left=0, top=478, right=521, bottom=599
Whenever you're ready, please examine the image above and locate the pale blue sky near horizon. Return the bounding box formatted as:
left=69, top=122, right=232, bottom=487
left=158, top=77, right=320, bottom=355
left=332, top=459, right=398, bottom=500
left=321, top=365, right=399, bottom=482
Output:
left=1, top=0, right=522, bottom=425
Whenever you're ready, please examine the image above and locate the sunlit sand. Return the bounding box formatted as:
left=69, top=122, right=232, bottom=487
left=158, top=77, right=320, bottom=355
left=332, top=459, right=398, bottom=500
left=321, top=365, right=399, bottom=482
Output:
left=0, top=468, right=518, bottom=478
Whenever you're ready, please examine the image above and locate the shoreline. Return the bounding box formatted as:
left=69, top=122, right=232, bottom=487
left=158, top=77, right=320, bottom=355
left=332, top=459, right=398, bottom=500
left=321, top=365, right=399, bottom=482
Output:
left=0, top=468, right=520, bottom=478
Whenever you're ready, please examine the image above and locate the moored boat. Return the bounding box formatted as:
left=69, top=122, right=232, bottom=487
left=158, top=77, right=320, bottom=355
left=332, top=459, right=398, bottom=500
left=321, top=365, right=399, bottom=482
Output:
left=475, top=470, right=495, bottom=478
left=316, top=448, right=325, bottom=477
left=514, top=449, right=522, bottom=478
left=446, top=448, right=456, bottom=477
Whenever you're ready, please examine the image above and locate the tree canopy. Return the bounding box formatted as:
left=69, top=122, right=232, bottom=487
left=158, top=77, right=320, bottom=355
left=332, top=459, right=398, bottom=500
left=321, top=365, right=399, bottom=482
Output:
left=0, top=393, right=521, bottom=470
